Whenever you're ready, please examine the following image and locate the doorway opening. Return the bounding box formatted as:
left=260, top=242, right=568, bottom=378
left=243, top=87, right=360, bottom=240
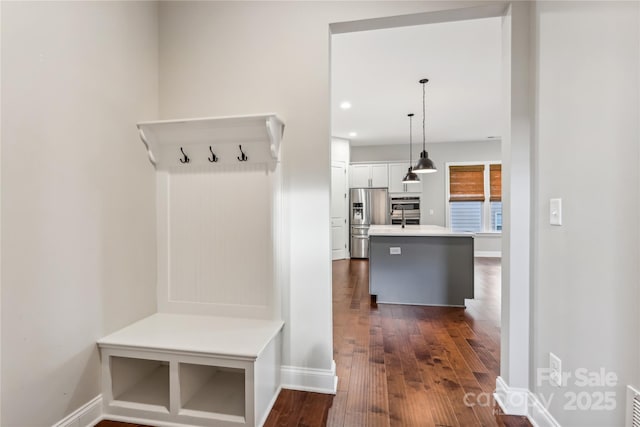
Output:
left=328, top=3, right=531, bottom=422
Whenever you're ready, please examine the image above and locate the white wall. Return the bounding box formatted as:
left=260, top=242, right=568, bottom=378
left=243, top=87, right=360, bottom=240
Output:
left=532, top=2, right=639, bottom=425
left=0, top=2, right=158, bottom=425
left=157, top=0, right=495, bottom=380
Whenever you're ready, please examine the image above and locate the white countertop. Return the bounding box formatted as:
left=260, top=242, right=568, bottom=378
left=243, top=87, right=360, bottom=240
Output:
left=98, top=313, right=284, bottom=360
left=368, top=224, right=474, bottom=237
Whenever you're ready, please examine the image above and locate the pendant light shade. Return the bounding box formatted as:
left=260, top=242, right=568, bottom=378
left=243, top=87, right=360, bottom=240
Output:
left=413, top=78, right=437, bottom=174
left=402, top=168, right=420, bottom=183
left=402, top=113, right=420, bottom=184
left=414, top=151, right=437, bottom=173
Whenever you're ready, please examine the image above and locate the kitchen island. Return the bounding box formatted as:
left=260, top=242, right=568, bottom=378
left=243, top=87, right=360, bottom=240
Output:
left=368, top=225, right=474, bottom=307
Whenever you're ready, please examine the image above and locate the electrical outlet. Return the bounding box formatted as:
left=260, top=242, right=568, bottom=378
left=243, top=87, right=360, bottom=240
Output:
left=549, top=352, right=562, bottom=387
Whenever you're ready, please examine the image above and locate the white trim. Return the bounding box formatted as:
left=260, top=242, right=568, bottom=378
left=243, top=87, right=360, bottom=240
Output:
left=474, top=251, right=501, bottom=258
left=280, top=360, right=337, bottom=394
left=98, top=413, right=195, bottom=427
left=494, top=376, right=528, bottom=416
left=527, top=391, right=561, bottom=427
left=349, top=160, right=392, bottom=165
left=494, top=377, right=561, bottom=427
left=51, top=395, right=103, bottom=427
left=94, top=387, right=282, bottom=427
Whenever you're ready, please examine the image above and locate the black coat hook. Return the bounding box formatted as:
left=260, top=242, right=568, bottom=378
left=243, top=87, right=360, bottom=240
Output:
left=179, top=147, right=190, bottom=164
left=208, top=146, right=219, bottom=163
left=237, top=145, right=248, bottom=162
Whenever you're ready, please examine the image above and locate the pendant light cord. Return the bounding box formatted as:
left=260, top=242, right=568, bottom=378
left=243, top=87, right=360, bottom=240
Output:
left=409, top=114, right=413, bottom=164
left=422, top=80, right=426, bottom=152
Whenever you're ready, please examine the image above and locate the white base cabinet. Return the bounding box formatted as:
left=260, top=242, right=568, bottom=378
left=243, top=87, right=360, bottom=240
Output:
left=99, top=313, right=284, bottom=427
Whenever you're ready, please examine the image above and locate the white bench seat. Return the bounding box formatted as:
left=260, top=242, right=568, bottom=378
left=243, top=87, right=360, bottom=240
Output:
left=98, top=313, right=284, bottom=427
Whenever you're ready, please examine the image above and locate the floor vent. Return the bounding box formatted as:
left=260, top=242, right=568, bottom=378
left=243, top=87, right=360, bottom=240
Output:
left=627, top=385, right=640, bottom=427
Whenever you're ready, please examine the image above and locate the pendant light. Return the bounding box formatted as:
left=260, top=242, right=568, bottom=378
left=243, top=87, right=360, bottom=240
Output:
left=413, top=78, right=437, bottom=174
left=402, top=113, right=420, bottom=184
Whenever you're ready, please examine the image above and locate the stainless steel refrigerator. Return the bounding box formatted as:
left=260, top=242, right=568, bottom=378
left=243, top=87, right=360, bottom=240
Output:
left=350, top=188, right=389, bottom=258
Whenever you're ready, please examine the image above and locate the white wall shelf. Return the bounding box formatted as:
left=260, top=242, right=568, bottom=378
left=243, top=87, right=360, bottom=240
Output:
left=137, top=114, right=285, bottom=170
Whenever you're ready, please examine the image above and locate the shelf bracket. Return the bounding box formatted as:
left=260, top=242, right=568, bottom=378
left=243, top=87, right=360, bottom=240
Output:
left=137, top=128, right=156, bottom=166
left=266, top=116, right=284, bottom=160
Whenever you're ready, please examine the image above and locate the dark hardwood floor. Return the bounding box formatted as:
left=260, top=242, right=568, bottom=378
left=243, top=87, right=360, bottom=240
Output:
left=99, top=258, right=531, bottom=427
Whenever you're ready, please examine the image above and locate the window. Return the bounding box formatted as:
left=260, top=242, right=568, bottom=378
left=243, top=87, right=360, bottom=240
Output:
left=447, top=162, right=501, bottom=233
left=489, top=164, right=502, bottom=231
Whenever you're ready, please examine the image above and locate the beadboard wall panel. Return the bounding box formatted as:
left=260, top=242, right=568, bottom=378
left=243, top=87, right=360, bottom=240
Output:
left=157, top=164, right=279, bottom=319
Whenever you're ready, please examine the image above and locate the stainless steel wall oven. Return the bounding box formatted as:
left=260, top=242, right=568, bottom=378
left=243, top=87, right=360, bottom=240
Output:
left=390, top=196, right=420, bottom=225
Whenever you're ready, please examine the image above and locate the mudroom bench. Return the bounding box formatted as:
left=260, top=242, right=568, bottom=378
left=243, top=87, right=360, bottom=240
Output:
left=98, top=313, right=284, bottom=427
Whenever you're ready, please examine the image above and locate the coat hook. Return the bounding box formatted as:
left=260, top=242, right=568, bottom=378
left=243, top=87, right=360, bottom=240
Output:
left=237, top=145, right=248, bottom=162
left=208, top=146, right=219, bottom=163
left=179, top=147, right=190, bottom=164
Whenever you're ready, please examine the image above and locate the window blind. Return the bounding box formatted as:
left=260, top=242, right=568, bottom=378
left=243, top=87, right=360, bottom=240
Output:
left=449, top=165, right=485, bottom=202
left=490, top=164, right=502, bottom=202
left=450, top=201, right=483, bottom=232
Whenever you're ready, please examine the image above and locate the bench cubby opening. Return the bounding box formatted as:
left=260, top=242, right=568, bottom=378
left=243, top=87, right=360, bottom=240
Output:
left=180, top=364, right=245, bottom=420
left=110, top=356, right=170, bottom=412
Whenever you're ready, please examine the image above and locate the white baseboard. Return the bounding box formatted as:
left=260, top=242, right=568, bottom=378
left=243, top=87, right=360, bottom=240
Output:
left=52, top=395, right=103, bottom=427
left=100, top=414, right=193, bottom=427
left=281, top=360, right=337, bottom=394
left=494, top=376, right=561, bottom=427
left=475, top=251, right=502, bottom=258
left=527, top=391, right=561, bottom=427
left=495, top=376, right=528, bottom=416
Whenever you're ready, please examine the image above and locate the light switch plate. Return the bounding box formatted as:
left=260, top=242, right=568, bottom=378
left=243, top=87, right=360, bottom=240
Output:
left=389, top=247, right=401, bottom=255
left=550, top=198, right=562, bottom=226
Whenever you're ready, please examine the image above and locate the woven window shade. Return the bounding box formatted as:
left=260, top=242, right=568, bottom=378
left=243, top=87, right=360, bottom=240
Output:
left=449, top=165, right=485, bottom=202
left=490, top=164, right=501, bottom=201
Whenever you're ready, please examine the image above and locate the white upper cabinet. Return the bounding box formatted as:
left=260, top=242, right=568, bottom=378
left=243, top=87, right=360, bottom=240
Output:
left=349, top=163, right=389, bottom=188
left=370, top=164, right=389, bottom=187
left=350, top=165, right=372, bottom=188
left=384, top=162, right=423, bottom=194
left=388, top=162, right=408, bottom=193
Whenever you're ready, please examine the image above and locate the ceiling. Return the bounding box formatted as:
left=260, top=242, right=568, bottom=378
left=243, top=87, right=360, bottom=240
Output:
left=331, top=17, right=502, bottom=147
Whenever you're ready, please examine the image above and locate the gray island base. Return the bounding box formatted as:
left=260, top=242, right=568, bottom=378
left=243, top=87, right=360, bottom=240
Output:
left=368, top=225, right=474, bottom=307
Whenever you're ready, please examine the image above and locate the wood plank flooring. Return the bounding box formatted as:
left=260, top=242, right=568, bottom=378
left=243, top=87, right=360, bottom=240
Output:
left=264, top=258, right=529, bottom=427
left=98, top=258, right=531, bottom=427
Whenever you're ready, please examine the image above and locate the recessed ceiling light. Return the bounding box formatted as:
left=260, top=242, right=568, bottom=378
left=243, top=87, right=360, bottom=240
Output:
left=348, top=131, right=357, bottom=137
left=340, top=101, right=352, bottom=110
